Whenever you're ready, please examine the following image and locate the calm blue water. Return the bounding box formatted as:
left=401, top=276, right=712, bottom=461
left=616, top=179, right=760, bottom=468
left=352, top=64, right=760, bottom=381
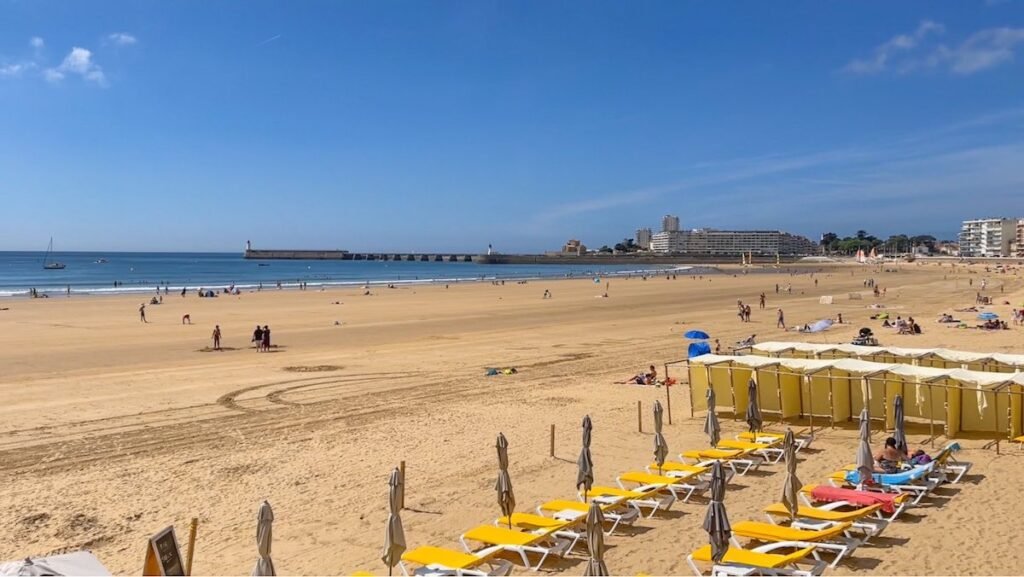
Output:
left=0, top=252, right=688, bottom=297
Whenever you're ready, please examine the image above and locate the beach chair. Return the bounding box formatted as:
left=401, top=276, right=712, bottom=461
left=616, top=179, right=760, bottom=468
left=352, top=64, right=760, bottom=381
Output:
left=400, top=545, right=513, bottom=576
left=831, top=464, right=939, bottom=505
left=536, top=499, right=638, bottom=535
left=930, top=443, right=973, bottom=483
left=459, top=525, right=571, bottom=571
left=681, top=448, right=762, bottom=476
left=616, top=470, right=710, bottom=503
left=494, top=513, right=583, bottom=555
left=730, top=520, right=862, bottom=568
left=736, top=432, right=813, bottom=452
left=647, top=461, right=724, bottom=483
left=581, top=485, right=675, bottom=518
left=799, top=483, right=910, bottom=522
left=717, top=439, right=784, bottom=464
left=763, top=502, right=887, bottom=541
left=686, top=543, right=825, bottom=576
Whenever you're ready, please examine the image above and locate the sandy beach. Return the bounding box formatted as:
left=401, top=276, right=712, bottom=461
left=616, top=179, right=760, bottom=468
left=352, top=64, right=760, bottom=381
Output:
left=2, top=262, right=1024, bottom=575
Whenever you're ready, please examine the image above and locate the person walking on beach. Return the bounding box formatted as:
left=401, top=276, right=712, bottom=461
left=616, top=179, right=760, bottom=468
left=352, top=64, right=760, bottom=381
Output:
left=252, top=325, right=264, bottom=350
left=212, top=325, right=222, bottom=350
left=776, top=308, right=785, bottom=329
left=261, top=325, right=271, bottom=351
left=139, top=303, right=147, bottom=323
left=759, top=292, right=766, bottom=309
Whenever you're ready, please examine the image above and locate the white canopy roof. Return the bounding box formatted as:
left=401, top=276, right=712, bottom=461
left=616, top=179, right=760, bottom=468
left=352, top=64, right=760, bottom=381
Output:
left=691, top=353, right=1024, bottom=389
left=0, top=552, right=111, bottom=576
left=751, top=341, right=1024, bottom=367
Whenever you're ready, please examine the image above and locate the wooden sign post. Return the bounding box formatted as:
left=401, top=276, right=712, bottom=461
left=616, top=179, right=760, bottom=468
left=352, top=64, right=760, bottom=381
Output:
left=143, top=526, right=186, bottom=576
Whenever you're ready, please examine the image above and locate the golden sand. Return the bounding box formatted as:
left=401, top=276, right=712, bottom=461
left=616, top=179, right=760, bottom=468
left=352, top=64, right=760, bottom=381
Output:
left=1, top=262, right=1022, bottom=575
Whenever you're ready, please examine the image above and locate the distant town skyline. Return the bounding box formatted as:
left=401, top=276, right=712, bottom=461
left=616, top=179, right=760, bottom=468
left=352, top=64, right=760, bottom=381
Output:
left=2, top=1, right=1023, bottom=252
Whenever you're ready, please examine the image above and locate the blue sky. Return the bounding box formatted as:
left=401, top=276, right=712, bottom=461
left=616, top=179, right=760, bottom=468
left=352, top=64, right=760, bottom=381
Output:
left=2, top=0, right=1024, bottom=252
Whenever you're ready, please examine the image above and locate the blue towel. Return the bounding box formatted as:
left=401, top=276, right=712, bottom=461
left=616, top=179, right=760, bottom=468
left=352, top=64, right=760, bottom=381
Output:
left=846, top=464, right=931, bottom=485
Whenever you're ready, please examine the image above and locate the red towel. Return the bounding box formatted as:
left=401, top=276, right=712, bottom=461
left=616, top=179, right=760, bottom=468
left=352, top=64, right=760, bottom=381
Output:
left=810, top=485, right=899, bottom=514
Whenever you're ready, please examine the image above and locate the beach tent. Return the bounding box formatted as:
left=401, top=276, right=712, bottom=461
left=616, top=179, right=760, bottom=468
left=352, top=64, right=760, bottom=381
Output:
left=688, top=342, right=712, bottom=358
left=1, top=552, right=111, bottom=576
left=751, top=341, right=1024, bottom=373
left=687, top=353, right=1024, bottom=438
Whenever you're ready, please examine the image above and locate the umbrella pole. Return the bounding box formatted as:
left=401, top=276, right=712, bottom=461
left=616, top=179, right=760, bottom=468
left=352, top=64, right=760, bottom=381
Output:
left=186, top=517, right=198, bottom=576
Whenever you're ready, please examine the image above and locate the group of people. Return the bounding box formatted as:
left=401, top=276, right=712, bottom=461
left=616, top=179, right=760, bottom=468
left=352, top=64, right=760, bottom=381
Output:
left=876, top=436, right=932, bottom=473
left=252, top=325, right=272, bottom=351
left=736, top=300, right=753, bottom=322
left=882, top=315, right=922, bottom=335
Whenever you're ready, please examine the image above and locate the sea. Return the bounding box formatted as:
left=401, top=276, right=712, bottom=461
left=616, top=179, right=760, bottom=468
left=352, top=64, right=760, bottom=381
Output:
left=0, top=251, right=698, bottom=297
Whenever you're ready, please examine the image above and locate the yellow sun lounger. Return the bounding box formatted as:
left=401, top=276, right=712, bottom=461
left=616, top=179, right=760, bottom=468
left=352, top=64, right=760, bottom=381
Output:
left=400, top=545, right=512, bottom=576
left=681, top=448, right=762, bottom=476
left=731, top=520, right=861, bottom=568
left=686, top=543, right=824, bottom=576
left=617, top=470, right=710, bottom=503
left=764, top=503, right=886, bottom=540
left=646, top=461, right=709, bottom=477
left=495, top=512, right=583, bottom=554
left=582, top=485, right=675, bottom=517
left=460, top=525, right=570, bottom=571
left=537, top=499, right=638, bottom=535
left=800, top=483, right=910, bottom=522
left=717, top=439, right=785, bottom=464
left=737, top=431, right=813, bottom=451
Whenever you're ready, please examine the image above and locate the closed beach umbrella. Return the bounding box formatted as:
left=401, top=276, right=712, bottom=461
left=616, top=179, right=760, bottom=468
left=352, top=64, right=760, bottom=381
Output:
left=855, top=409, right=874, bottom=487
left=702, top=461, right=732, bottom=564
left=703, top=388, right=721, bottom=447
left=893, top=394, right=907, bottom=455
left=381, top=469, right=406, bottom=576
left=780, top=429, right=802, bottom=519
left=583, top=500, right=609, bottom=576
left=746, top=378, right=762, bottom=434
left=684, top=329, right=711, bottom=340
left=577, top=415, right=594, bottom=501
left=252, top=501, right=276, bottom=577
left=495, top=433, right=515, bottom=529
left=585, top=498, right=606, bottom=573
left=653, top=401, right=669, bottom=475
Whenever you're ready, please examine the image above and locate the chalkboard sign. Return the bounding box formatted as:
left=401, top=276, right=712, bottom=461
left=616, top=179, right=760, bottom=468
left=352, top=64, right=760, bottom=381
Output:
left=144, top=526, right=185, bottom=576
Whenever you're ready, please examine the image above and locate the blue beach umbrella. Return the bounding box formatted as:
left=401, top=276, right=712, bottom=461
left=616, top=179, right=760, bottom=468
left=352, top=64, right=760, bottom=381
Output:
left=977, top=312, right=998, bottom=320
left=684, top=330, right=711, bottom=340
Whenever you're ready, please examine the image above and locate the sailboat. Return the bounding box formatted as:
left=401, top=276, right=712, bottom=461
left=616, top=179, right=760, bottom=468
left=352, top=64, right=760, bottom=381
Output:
left=43, top=237, right=66, bottom=270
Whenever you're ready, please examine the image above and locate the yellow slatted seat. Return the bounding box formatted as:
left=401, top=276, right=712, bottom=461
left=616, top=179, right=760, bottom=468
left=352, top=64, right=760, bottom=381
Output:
left=689, top=544, right=816, bottom=568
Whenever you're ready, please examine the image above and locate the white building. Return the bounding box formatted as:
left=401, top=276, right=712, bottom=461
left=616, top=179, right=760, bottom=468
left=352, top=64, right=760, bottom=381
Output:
left=958, top=218, right=1017, bottom=257
left=651, top=231, right=686, bottom=253
left=635, top=227, right=653, bottom=250
left=1016, top=220, right=1024, bottom=257
left=649, top=229, right=817, bottom=255
left=661, top=214, right=680, bottom=232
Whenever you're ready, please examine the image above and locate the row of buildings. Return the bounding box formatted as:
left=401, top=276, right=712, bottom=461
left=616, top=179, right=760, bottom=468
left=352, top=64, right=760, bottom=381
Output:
left=635, top=215, right=819, bottom=256
left=959, top=218, right=1024, bottom=258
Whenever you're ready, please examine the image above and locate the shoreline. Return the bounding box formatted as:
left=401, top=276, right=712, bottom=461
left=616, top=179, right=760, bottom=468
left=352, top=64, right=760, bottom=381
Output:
left=1, top=264, right=726, bottom=298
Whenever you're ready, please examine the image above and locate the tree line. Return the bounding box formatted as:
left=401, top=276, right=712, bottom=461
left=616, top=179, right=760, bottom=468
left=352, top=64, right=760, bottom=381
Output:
left=819, top=231, right=937, bottom=254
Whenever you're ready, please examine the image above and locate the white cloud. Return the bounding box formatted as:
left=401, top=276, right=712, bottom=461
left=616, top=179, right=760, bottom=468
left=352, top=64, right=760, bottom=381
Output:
left=45, top=47, right=105, bottom=85
left=1, top=62, right=34, bottom=77
left=930, top=27, right=1024, bottom=74
left=30, top=37, right=44, bottom=49
left=108, top=32, right=137, bottom=46
left=844, top=20, right=945, bottom=74
left=844, top=22, right=1024, bottom=76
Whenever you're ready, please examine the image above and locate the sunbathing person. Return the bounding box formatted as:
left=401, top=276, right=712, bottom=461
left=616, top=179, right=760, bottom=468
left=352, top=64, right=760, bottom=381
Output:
left=875, top=437, right=905, bottom=473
